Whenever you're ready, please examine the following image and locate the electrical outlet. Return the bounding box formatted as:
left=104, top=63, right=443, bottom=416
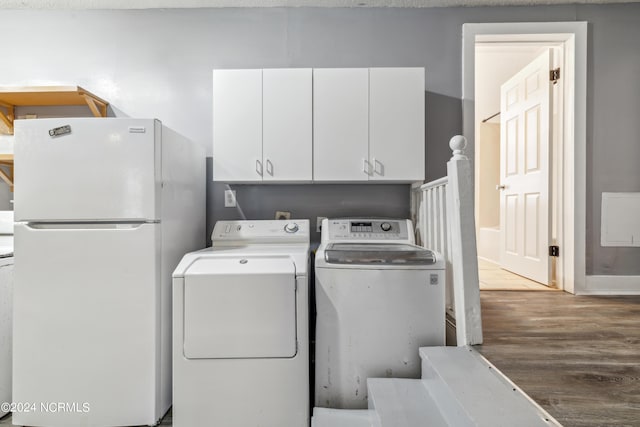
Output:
left=224, top=190, right=236, bottom=208
left=317, top=216, right=327, bottom=232
left=275, top=211, right=291, bottom=220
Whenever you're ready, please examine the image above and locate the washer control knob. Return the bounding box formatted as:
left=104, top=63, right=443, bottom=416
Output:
left=284, top=222, right=299, bottom=233
left=380, top=222, right=392, bottom=232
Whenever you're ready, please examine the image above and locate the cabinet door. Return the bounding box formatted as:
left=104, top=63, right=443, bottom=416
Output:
left=263, top=68, right=312, bottom=181
left=313, top=68, right=370, bottom=181
left=369, top=68, right=425, bottom=181
left=212, top=69, right=263, bottom=181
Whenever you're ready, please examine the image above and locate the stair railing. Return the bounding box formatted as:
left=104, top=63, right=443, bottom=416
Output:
left=411, top=135, right=483, bottom=346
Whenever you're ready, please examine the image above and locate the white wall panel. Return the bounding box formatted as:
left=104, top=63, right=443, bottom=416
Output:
left=601, top=193, right=640, bottom=247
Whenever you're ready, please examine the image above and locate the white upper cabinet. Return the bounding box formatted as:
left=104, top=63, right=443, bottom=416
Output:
left=213, top=68, right=312, bottom=182
left=313, top=67, right=425, bottom=182
left=213, top=67, right=424, bottom=183
left=263, top=69, right=313, bottom=181
left=212, top=69, right=262, bottom=181
left=369, top=68, right=425, bottom=181
left=313, top=68, right=370, bottom=181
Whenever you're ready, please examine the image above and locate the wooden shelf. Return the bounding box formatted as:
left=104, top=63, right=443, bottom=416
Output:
left=0, top=154, right=13, bottom=192
left=0, top=85, right=109, bottom=135
left=0, top=86, right=109, bottom=191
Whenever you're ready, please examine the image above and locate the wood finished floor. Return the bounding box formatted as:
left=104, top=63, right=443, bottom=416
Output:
left=0, top=409, right=172, bottom=426
left=4, top=293, right=639, bottom=427
left=478, top=258, right=557, bottom=291
left=476, top=291, right=640, bottom=427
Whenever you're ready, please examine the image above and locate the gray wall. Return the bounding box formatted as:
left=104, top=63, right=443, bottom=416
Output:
left=583, top=5, right=640, bottom=275
left=0, top=186, right=12, bottom=211
left=1, top=5, right=639, bottom=272
left=208, top=159, right=411, bottom=244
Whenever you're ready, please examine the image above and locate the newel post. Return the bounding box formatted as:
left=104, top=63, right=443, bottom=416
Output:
left=447, top=135, right=483, bottom=346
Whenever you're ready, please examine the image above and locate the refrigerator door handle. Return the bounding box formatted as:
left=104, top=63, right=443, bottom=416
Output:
left=24, top=222, right=150, bottom=231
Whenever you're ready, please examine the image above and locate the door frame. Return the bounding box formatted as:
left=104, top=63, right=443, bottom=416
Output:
left=463, top=22, right=588, bottom=294
left=475, top=43, right=564, bottom=288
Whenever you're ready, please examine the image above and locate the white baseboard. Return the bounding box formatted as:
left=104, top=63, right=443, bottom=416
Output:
left=578, top=275, right=640, bottom=295
left=477, top=228, right=500, bottom=264
left=477, top=256, right=499, bottom=266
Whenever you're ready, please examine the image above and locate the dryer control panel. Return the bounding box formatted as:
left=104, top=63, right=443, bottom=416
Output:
left=322, top=218, right=413, bottom=243
left=212, top=220, right=310, bottom=244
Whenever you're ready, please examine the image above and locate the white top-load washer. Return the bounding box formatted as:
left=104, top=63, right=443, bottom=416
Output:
left=172, top=220, right=310, bottom=427
left=314, top=218, right=445, bottom=410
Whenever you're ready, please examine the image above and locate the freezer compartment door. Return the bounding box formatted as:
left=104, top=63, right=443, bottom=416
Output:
left=183, top=256, right=297, bottom=359
left=13, top=223, right=161, bottom=427
left=14, top=118, right=160, bottom=221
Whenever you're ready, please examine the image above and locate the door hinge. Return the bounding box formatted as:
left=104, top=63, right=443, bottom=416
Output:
left=550, top=68, right=560, bottom=84
left=549, top=245, right=560, bottom=257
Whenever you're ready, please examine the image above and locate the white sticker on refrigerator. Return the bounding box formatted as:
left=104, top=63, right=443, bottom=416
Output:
left=48, top=125, right=71, bottom=137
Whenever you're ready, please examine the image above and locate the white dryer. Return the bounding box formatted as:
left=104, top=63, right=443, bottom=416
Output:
left=173, top=220, right=310, bottom=427
left=314, top=218, right=445, bottom=410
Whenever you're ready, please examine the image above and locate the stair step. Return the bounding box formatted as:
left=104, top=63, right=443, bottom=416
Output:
left=311, top=408, right=380, bottom=427
left=420, top=346, right=560, bottom=426
left=367, top=378, right=456, bottom=427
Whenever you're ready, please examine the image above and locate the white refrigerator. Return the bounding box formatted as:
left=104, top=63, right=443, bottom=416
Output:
left=12, top=118, right=205, bottom=427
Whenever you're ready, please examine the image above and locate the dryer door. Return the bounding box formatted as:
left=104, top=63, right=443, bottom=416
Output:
left=183, top=256, right=297, bottom=359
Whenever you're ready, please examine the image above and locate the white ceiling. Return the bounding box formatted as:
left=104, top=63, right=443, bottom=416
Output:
left=1, top=0, right=637, bottom=9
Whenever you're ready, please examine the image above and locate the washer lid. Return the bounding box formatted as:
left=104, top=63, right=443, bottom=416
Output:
left=324, top=243, right=437, bottom=265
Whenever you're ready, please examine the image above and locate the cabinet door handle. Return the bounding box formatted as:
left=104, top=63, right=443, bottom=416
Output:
left=363, top=159, right=371, bottom=176
left=266, top=159, right=274, bottom=176
left=256, top=160, right=263, bottom=176
left=373, top=158, right=384, bottom=176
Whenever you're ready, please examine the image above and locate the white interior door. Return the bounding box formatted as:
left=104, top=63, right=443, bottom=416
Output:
left=499, top=50, right=552, bottom=285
